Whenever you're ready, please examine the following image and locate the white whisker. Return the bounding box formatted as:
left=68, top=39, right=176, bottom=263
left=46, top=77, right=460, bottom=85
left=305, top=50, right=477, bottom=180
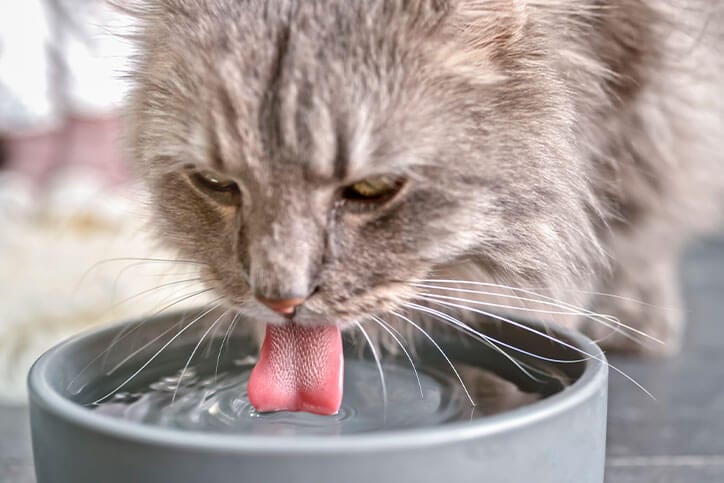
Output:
left=214, top=311, right=242, bottom=385
left=101, top=287, right=217, bottom=367
left=414, top=281, right=663, bottom=346
left=422, top=297, right=655, bottom=400
left=415, top=284, right=618, bottom=322
left=407, top=301, right=584, bottom=384
left=369, top=315, right=424, bottom=399
left=74, top=256, right=208, bottom=298
left=203, top=309, right=230, bottom=358
left=422, top=281, right=675, bottom=312
left=67, top=288, right=216, bottom=395
left=106, top=312, right=196, bottom=375
left=355, top=321, right=388, bottom=411
left=417, top=290, right=648, bottom=346
left=405, top=301, right=570, bottom=382
left=111, top=260, right=201, bottom=291
left=172, top=308, right=231, bottom=403
left=108, top=277, right=206, bottom=312
left=92, top=301, right=224, bottom=404
left=389, top=310, right=476, bottom=406
left=407, top=300, right=589, bottom=376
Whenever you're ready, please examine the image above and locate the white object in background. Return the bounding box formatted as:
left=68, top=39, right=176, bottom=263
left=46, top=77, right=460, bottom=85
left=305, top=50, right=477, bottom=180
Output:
left=0, top=0, right=134, bottom=135
left=0, top=1, right=59, bottom=134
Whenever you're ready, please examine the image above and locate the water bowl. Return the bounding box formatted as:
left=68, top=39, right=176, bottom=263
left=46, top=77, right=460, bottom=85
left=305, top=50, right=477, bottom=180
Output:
left=28, top=309, right=608, bottom=483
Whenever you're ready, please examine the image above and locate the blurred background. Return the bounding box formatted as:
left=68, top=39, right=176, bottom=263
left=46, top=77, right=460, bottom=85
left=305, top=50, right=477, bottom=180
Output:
left=0, top=0, right=207, bottom=405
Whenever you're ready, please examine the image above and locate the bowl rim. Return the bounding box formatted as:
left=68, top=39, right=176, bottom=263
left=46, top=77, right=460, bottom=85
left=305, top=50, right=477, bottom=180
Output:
left=28, top=311, right=608, bottom=454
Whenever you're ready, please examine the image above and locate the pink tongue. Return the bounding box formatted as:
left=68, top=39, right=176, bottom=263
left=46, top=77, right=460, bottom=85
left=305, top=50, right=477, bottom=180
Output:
left=248, top=323, right=343, bottom=415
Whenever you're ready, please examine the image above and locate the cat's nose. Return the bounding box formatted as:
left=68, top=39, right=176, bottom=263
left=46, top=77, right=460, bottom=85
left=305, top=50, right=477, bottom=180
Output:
left=255, top=296, right=305, bottom=316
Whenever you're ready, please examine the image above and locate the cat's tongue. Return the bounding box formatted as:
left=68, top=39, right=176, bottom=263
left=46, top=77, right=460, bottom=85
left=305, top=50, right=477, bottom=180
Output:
left=248, top=323, right=343, bottom=415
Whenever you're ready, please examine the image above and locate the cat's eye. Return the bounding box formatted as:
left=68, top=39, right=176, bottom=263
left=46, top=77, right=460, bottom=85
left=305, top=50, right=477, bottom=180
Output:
left=189, top=168, right=241, bottom=205
left=341, top=176, right=405, bottom=204
left=192, top=169, right=239, bottom=193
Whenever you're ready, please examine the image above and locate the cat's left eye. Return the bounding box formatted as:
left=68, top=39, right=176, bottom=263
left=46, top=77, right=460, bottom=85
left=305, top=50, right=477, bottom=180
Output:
left=191, top=169, right=239, bottom=194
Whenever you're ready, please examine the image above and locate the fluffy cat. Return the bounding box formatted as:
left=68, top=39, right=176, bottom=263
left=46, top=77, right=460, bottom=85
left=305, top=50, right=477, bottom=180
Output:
left=125, top=0, right=723, bottom=357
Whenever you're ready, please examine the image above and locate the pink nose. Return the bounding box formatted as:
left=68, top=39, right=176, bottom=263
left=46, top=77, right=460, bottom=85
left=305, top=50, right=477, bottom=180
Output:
left=256, top=296, right=305, bottom=315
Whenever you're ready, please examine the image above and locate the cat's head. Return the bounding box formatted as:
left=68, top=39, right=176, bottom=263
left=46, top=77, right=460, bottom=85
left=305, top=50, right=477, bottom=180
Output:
left=128, top=0, right=600, bottom=328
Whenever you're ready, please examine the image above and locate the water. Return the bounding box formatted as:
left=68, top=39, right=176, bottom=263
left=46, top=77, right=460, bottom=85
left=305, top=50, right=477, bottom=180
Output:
left=91, top=350, right=548, bottom=435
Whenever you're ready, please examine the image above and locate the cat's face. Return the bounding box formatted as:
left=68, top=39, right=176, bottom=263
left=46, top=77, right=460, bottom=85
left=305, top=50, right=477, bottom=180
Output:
left=129, top=0, right=599, bottom=328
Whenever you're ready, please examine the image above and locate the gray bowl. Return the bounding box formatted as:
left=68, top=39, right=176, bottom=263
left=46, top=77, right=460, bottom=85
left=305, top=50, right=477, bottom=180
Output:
left=28, top=309, right=608, bottom=483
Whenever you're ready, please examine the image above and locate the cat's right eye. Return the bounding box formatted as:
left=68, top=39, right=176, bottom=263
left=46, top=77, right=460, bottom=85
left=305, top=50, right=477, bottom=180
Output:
left=189, top=169, right=240, bottom=204
left=192, top=169, right=238, bottom=192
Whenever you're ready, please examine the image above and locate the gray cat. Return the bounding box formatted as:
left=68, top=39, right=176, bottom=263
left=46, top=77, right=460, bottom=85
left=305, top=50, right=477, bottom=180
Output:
left=126, top=0, right=723, bottom=367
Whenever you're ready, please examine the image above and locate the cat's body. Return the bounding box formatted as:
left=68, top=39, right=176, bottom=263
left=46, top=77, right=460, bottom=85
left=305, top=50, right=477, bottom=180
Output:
left=127, top=0, right=724, bottom=356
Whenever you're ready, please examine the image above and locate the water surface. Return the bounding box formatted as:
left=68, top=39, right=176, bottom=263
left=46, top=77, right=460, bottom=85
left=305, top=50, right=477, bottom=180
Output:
left=91, top=342, right=550, bottom=435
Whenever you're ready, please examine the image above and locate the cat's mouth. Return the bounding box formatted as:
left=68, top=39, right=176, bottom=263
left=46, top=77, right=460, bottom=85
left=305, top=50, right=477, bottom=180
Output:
left=240, top=285, right=412, bottom=415
left=247, top=321, right=344, bottom=415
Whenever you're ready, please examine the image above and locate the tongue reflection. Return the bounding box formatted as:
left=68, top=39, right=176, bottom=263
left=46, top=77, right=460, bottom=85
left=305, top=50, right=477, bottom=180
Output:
left=248, top=323, right=343, bottom=415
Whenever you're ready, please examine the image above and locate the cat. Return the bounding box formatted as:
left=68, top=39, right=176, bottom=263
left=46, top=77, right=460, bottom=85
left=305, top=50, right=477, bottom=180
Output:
left=124, top=0, right=723, bottom=366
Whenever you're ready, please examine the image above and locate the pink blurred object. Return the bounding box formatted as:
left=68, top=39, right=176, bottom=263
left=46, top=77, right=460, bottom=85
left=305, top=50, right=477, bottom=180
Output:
left=3, top=115, right=129, bottom=187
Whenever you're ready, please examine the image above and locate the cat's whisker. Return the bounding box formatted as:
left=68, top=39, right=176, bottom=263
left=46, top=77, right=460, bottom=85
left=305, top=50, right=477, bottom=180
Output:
left=389, top=310, right=476, bottom=406
left=369, top=315, right=424, bottom=399
left=104, top=279, right=212, bottom=357
left=67, top=287, right=217, bottom=395
left=101, top=286, right=217, bottom=366
left=587, top=322, right=634, bottom=346
left=414, top=280, right=664, bottom=345
left=106, top=298, right=225, bottom=375
left=418, top=277, right=672, bottom=315
left=416, top=290, right=649, bottom=347
left=106, top=277, right=206, bottom=313
left=214, top=311, right=242, bottom=386
left=105, top=312, right=197, bottom=375
left=404, top=302, right=570, bottom=383
left=406, top=301, right=588, bottom=364
left=74, top=256, right=209, bottom=298
left=89, top=256, right=210, bottom=268
left=92, top=300, right=224, bottom=405
left=117, top=267, right=204, bottom=280
left=112, top=259, right=203, bottom=286
left=172, top=308, right=231, bottom=403
left=553, top=288, right=672, bottom=311
left=414, top=282, right=619, bottom=325
left=203, top=307, right=231, bottom=358
left=406, top=302, right=575, bottom=383
left=451, top=282, right=675, bottom=312
left=416, top=283, right=633, bottom=344
left=408, top=302, right=544, bottom=379
left=355, top=321, right=388, bottom=412
left=416, top=280, right=618, bottom=318
left=110, top=264, right=202, bottom=304
left=422, top=297, right=655, bottom=400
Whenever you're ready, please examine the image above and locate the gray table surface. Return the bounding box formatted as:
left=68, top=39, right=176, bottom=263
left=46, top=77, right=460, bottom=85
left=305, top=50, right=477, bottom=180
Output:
left=2, top=236, right=723, bottom=483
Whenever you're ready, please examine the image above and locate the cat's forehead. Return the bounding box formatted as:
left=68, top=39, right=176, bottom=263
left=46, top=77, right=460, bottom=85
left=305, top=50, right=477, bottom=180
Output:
left=185, top=98, right=377, bottom=183
left=146, top=0, right=461, bottom=180
left=191, top=63, right=430, bottom=184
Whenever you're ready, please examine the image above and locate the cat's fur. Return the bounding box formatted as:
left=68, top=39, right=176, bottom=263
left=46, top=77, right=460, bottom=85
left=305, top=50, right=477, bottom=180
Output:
left=126, top=0, right=724, bottom=355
